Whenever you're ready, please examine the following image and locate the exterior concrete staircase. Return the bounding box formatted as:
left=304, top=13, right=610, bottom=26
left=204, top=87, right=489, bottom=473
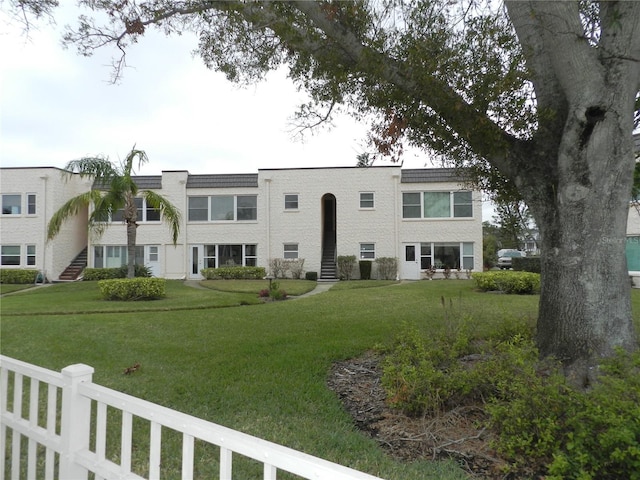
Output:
left=57, top=247, right=87, bottom=281
left=320, top=232, right=337, bottom=281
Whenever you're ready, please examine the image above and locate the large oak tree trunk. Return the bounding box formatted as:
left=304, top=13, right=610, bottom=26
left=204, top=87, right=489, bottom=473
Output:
left=528, top=100, right=637, bottom=385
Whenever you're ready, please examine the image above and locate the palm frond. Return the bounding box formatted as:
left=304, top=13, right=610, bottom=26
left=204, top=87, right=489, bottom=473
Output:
left=47, top=190, right=101, bottom=240
left=122, top=146, right=149, bottom=177
left=143, top=190, right=182, bottom=245
left=63, top=157, right=119, bottom=182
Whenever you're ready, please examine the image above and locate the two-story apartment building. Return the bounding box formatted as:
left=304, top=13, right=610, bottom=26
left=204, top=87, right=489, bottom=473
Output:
left=0, top=167, right=92, bottom=280
left=1, top=165, right=483, bottom=280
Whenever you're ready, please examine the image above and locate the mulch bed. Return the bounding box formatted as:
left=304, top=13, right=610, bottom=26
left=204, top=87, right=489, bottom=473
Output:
left=326, top=351, right=514, bottom=479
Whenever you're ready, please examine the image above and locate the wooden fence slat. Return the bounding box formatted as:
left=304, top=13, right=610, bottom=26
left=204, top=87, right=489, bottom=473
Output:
left=11, top=373, right=23, bottom=480
left=44, top=384, right=57, bottom=480
left=182, top=433, right=194, bottom=480
left=220, top=446, right=232, bottom=479
left=27, top=378, right=39, bottom=480
left=264, top=463, right=278, bottom=480
left=149, top=421, right=162, bottom=480
left=121, top=411, right=133, bottom=473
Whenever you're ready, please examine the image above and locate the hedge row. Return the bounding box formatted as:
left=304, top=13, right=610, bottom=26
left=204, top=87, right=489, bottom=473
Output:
left=98, top=278, right=166, bottom=301
left=83, top=265, right=152, bottom=281
left=472, top=271, right=541, bottom=294
left=512, top=256, right=541, bottom=273
left=0, top=269, right=39, bottom=284
left=201, top=266, right=266, bottom=280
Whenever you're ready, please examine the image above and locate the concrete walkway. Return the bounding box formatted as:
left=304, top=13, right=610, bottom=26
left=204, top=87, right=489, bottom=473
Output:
left=294, top=281, right=338, bottom=298
left=183, top=279, right=338, bottom=299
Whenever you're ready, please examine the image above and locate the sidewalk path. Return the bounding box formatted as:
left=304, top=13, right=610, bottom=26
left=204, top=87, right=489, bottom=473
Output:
left=183, top=280, right=338, bottom=299
left=294, top=281, right=338, bottom=298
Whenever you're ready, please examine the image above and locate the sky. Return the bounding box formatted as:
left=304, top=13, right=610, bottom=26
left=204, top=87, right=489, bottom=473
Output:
left=0, top=4, right=494, bottom=220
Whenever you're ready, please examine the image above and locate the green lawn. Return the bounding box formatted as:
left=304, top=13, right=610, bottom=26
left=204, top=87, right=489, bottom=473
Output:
left=2, top=280, right=639, bottom=479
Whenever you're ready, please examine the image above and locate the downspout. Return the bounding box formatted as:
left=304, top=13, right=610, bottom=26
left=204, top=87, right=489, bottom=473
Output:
left=264, top=178, right=272, bottom=272
left=179, top=178, right=187, bottom=279
left=40, top=174, right=49, bottom=281
left=392, top=172, right=400, bottom=280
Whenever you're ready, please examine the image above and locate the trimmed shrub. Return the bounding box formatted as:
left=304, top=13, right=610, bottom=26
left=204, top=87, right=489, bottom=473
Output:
left=512, top=256, right=541, bottom=273
left=472, top=271, right=540, bottom=294
left=359, top=260, right=372, bottom=280
left=268, top=258, right=289, bottom=278
left=305, top=271, right=318, bottom=281
left=375, top=257, right=398, bottom=280
left=337, top=255, right=357, bottom=280
left=98, top=277, right=166, bottom=300
left=287, top=259, right=305, bottom=279
left=0, top=269, right=39, bottom=284
left=201, top=266, right=266, bottom=280
left=83, top=265, right=151, bottom=281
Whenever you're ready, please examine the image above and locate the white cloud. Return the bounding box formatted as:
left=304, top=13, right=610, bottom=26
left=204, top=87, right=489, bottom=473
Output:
left=0, top=6, right=496, bottom=218
left=0, top=8, right=377, bottom=175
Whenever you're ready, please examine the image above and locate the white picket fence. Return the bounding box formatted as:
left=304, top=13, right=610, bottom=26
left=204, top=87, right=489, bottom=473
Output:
left=0, top=355, right=384, bottom=480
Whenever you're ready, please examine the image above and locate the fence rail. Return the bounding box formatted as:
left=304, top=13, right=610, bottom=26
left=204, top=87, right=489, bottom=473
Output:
left=0, top=355, right=384, bottom=480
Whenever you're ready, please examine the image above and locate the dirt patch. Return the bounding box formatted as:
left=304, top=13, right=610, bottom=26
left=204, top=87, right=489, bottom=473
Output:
left=327, top=351, right=511, bottom=479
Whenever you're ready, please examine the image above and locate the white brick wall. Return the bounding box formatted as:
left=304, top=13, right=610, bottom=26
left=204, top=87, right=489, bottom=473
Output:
left=3, top=166, right=487, bottom=280
left=1, top=167, right=91, bottom=280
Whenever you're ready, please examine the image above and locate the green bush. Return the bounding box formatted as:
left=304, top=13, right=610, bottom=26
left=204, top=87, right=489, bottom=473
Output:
left=546, top=349, right=640, bottom=480
left=305, top=271, right=318, bottom=281
left=201, top=266, right=266, bottom=280
left=337, top=255, right=356, bottom=280
left=512, top=256, right=541, bottom=273
left=0, top=269, right=39, bottom=284
left=472, top=271, right=540, bottom=294
left=359, top=260, right=372, bottom=280
left=383, top=320, right=640, bottom=478
left=375, top=257, right=398, bottom=280
left=83, top=265, right=152, bottom=281
left=382, top=321, right=478, bottom=416
left=98, top=278, right=166, bottom=300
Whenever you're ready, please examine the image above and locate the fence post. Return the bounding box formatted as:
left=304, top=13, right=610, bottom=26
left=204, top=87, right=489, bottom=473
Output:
left=59, top=363, right=94, bottom=480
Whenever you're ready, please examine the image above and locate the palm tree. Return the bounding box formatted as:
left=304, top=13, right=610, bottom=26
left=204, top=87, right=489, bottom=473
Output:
left=47, top=147, right=181, bottom=279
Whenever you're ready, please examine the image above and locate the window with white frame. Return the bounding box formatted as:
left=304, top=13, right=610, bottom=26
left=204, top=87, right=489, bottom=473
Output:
left=284, top=194, right=299, bottom=210
left=419, top=242, right=474, bottom=270
left=93, top=246, right=144, bottom=268
left=188, top=197, right=208, bottom=221
left=403, top=191, right=473, bottom=219
left=244, top=244, right=257, bottom=266
left=360, top=243, right=376, bottom=260
left=283, top=243, right=299, bottom=259
left=402, top=193, right=421, bottom=218
left=199, top=244, right=257, bottom=268
left=2, top=194, right=21, bottom=215
left=188, top=195, right=257, bottom=221
left=360, top=192, right=374, bottom=209
left=26, top=245, right=36, bottom=266
left=112, top=198, right=160, bottom=223
left=1, top=245, right=21, bottom=265
left=27, top=194, right=36, bottom=215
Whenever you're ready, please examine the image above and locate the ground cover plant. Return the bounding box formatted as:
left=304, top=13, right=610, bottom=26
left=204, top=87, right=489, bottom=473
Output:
left=2, top=280, right=639, bottom=479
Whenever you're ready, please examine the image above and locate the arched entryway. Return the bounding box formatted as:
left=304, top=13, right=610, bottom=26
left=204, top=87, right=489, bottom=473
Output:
left=320, top=194, right=337, bottom=279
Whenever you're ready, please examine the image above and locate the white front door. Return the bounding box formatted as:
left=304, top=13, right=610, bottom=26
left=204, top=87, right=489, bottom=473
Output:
left=189, top=245, right=204, bottom=279
left=146, top=245, right=161, bottom=277
left=401, top=243, right=421, bottom=280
